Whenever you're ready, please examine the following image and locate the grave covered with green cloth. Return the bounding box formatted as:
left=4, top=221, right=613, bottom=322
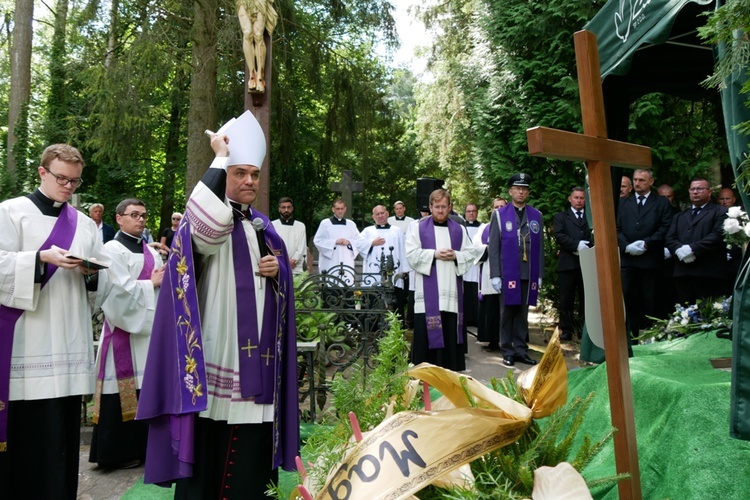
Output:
left=569, top=333, right=750, bottom=499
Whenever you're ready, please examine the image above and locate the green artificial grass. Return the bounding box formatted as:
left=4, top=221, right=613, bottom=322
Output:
left=568, top=333, right=750, bottom=499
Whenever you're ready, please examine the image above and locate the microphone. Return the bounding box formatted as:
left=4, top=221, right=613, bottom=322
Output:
left=252, top=218, right=271, bottom=258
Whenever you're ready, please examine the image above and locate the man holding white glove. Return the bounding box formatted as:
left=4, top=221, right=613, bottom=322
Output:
left=666, top=177, right=727, bottom=304
left=489, top=173, right=545, bottom=367
left=616, top=169, right=673, bottom=342
left=553, top=187, right=592, bottom=342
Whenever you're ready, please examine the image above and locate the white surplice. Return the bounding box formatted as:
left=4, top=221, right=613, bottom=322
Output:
left=271, top=219, right=307, bottom=274
left=313, top=217, right=359, bottom=281
left=185, top=176, right=274, bottom=424
left=405, top=221, right=478, bottom=314
left=95, top=239, right=163, bottom=393
left=472, top=223, right=497, bottom=296
left=356, top=225, right=410, bottom=288
left=0, top=196, right=102, bottom=400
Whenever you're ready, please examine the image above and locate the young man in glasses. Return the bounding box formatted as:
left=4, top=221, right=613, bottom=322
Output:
left=666, top=177, right=729, bottom=304
left=0, top=143, right=105, bottom=498
left=89, top=198, right=165, bottom=469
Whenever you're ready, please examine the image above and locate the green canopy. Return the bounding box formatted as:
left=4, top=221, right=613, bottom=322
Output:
left=585, top=0, right=714, bottom=79
left=583, top=0, right=750, bottom=441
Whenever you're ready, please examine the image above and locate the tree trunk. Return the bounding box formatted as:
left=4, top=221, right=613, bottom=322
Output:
left=8, top=0, right=34, bottom=182
left=45, top=0, right=69, bottom=145
left=185, top=0, right=218, bottom=198
left=104, top=0, right=118, bottom=69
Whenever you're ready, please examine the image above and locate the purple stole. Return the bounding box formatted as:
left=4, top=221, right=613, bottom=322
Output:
left=418, top=217, right=464, bottom=349
left=0, top=203, right=78, bottom=451
left=137, top=207, right=299, bottom=486
left=231, top=211, right=278, bottom=402
left=92, top=241, right=155, bottom=424
left=497, top=204, right=543, bottom=306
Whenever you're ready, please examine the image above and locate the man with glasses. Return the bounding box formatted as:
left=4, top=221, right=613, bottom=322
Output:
left=406, top=189, right=478, bottom=371
left=666, top=178, right=728, bottom=304
left=617, top=168, right=673, bottom=344
left=0, top=143, right=104, bottom=498
left=89, top=198, right=164, bottom=469
left=159, top=212, right=183, bottom=249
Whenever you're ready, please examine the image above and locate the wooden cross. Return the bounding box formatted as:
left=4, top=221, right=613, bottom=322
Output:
left=261, top=348, right=275, bottom=366
left=526, top=30, right=648, bottom=499
left=241, top=340, right=258, bottom=358
left=330, top=170, right=364, bottom=214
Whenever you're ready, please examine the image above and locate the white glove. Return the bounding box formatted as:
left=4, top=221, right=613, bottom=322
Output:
left=577, top=241, right=590, bottom=252
left=675, top=244, right=693, bottom=261
left=683, top=254, right=696, bottom=264
left=625, top=240, right=646, bottom=256
left=491, top=277, right=502, bottom=293
left=664, top=248, right=671, bottom=259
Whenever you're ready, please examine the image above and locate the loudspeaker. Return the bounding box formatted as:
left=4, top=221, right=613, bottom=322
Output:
left=416, top=178, right=445, bottom=213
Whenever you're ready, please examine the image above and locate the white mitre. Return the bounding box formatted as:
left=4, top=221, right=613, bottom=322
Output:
left=217, top=110, right=266, bottom=168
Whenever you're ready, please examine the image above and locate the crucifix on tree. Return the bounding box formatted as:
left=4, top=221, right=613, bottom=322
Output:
left=238, top=0, right=278, bottom=214
left=330, top=170, right=364, bottom=215
left=526, top=30, right=649, bottom=499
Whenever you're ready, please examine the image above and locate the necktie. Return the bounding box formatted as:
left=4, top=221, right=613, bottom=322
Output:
left=692, top=207, right=700, bottom=218
left=576, top=211, right=582, bottom=221
left=638, top=195, right=644, bottom=206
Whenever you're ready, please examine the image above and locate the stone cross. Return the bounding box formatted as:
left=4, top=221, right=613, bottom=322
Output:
left=330, top=170, right=363, bottom=213
left=526, top=30, right=650, bottom=499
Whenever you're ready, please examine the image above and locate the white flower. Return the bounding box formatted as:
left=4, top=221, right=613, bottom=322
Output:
left=714, top=302, right=723, bottom=311
left=681, top=318, right=689, bottom=326
left=744, top=223, right=750, bottom=238
left=725, top=218, right=742, bottom=234
left=728, top=206, right=744, bottom=219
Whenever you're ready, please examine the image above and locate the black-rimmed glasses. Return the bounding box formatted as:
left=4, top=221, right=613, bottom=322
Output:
left=44, top=167, right=83, bottom=188
left=122, top=212, right=148, bottom=221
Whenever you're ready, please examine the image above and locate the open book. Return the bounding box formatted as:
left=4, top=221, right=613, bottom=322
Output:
left=64, top=253, right=110, bottom=270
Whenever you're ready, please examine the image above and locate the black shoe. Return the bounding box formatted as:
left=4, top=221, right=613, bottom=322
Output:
left=515, top=354, right=537, bottom=365
left=483, top=344, right=500, bottom=352
left=502, top=356, right=514, bottom=367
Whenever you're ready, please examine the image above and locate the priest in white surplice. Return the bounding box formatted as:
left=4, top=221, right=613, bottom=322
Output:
left=0, top=144, right=104, bottom=499
left=406, top=189, right=478, bottom=371
left=272, top=196, right=307, bottom=274
left=313, top=199, right=359, bottom=284
left=137, top=111, right=298, bottom=497
left=387, top=200, right=415, bottom=233
left=356, top=205, right=410, bottom=321
left=462, top=203, right=482, bottom=328
left=89, top=198, right=164, bottom=469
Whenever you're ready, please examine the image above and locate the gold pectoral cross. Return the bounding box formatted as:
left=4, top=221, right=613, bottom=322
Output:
left=241, top=340, right=258, bottom=358
left=261, top=348, right=275, bottom=366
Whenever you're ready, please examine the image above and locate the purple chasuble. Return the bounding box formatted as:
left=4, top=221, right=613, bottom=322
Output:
left=0, top=203, right=78, bottom=451
left=496, top=204, right=543, bottom=306
left=93, top=241, right=155, bottom=423
left=137, top=208, right=299, bottom=487
left=418, top=217, right=465, bottom=349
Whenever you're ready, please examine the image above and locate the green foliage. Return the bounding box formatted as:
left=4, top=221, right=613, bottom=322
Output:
left=291, top=314, right=419, bottom=494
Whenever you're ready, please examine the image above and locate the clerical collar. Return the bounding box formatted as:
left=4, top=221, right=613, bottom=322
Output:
left=279, top=218, right=295, bottom=226
left=376, top=224, right=391, bottom=229
left=115, top=231, right=144, bottom=253
left=433, top=220, right=449, bottom=227
left=27, top=189, right=65, bottom=217
left=465, top=220, right=481, bottom=227
left=330, top=216, right=346, bottom=225
left=395, top=216, right=406, bottom=221
left=229, top=200, right=252, bottom=219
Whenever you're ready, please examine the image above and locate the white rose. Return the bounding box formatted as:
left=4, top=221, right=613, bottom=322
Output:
left=744, top=223, right=750, bottom=238
left=728, top=206, right=744, bottom=218
left=725, top=218, right=742, bottom=234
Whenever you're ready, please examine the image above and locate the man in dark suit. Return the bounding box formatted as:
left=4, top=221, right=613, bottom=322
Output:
left=617, top=169, right=673, bottom=340
left=90, top=203, right=116, bottom=243
left=553, top=187, right=592, bottom=341
left=654, top=184, right=681, bottom=319
left=666, top=177, right=728, bottom=304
